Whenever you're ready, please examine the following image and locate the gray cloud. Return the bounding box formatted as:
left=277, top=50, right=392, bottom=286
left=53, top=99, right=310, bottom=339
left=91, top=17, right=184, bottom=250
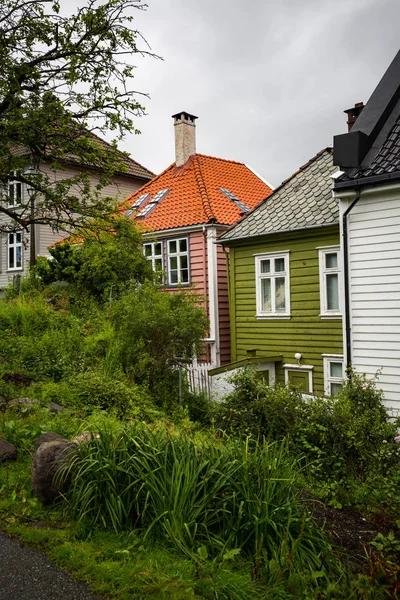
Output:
left=99, top=0, right=400, bottom=187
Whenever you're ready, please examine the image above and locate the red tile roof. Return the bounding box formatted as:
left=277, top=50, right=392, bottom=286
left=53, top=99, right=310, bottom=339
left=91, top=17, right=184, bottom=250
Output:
left=123, top=154, right=273, bottom=231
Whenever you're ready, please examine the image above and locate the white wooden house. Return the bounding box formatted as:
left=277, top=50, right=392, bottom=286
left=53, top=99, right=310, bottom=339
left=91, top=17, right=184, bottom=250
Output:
left=333, top=50, right=400, bottom=415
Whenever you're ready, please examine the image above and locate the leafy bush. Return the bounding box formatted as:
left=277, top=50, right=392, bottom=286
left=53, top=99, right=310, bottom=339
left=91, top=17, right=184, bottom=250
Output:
left=32, top=217, right=154, bottom=302
left=0, top=266, right=208, bottom=414
left=215, top=367, right=399, bottom=482
left=109, top=283, right=208, bottom=406
left=0, top=404, right=81, bottom=454
left=0, top=297, right=85, bottom=396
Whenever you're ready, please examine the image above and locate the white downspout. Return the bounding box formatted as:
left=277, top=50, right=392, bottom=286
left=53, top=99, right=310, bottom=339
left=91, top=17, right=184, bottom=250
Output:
left=206, top=227, right=220, bottom=367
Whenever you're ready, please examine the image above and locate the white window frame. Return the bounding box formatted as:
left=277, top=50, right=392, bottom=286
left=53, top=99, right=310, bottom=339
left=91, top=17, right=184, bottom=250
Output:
left=255, top=251, right=291, bottom=319
left=167, top=237, right=190, bottom=286
left=284, top=364, right=314, bottom=395
left=8, top=172, right=23, bottom=207
left=318, top=246, right=341, bottom=318
left=322, top=354, right=344, bottom=396
left=257, top=362, right=276, bottom=385
left=8, top=231, right=23, bottom=271
left=143, top=241, right=164, bottom=276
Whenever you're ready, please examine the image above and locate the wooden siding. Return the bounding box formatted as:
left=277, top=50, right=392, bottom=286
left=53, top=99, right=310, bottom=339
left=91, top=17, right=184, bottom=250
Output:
left=189, top=230, right=210, bottom=363
left=229, top=226, right=342, bottom=395
left=216, top=239, right=230, bottom=365
left=0, top=164, right=145, bottom=290
left=348, top=188, right=400, bottom=411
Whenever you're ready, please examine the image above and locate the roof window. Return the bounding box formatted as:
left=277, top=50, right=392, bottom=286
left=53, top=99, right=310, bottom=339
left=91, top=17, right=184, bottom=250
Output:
left=125, top=193, right=150, bottom=216
left=137, top=189, right=170, bottom=218
left=219, top=188, right=250, bottom=213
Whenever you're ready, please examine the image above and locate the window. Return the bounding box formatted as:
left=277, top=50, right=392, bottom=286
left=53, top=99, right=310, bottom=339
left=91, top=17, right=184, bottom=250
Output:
left=126, top=193, right=150, bottom=217
left=8, top=231, right=23, bottom=270
left=8, top=173, right=22, bottom=207
left=323, top=355, right=344, bottom=396
left=319, top=246, right=341, bottom=317
left=167, top=237, right=189, bottom=285
left=284, top=363, right=314, bottom=395
left=219, top=188, right=251, bottom=213
left=143, top=241, right=164, bottom=278
left=255, top=252, right=290, bottom=317
left=137, top=189, right=169, bottom=218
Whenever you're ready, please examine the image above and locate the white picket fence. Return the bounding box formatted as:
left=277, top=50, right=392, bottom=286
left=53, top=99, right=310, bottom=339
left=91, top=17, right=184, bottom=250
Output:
left=186, top=361, right=213, bottom=398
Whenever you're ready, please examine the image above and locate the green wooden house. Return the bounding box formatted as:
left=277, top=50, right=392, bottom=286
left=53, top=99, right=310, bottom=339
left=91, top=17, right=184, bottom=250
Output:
left=214, top=148, right=344, bottom=396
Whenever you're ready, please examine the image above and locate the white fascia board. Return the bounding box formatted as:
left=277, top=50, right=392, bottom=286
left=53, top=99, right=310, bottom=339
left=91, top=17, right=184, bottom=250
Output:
left=141, top=223, right=229, bottom=240
left=245, top=164, right=275, bottom=191
left=334, top=180, right=400, bottom=201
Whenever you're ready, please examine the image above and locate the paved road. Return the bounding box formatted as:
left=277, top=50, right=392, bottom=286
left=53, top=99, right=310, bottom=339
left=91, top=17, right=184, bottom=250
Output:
left=0, top=532, right=101, bottom=600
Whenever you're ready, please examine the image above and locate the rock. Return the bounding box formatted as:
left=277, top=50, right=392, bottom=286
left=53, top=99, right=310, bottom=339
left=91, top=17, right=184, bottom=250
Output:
left=7, top=398, right=66, bottom=414
left=71, top=431, right=98, bottom=444
left=0, top=438, right=16, bottom=462
left=8, top=397, right=39, bottom=409
left=49, top=402, right=66, bottom=414
left=31, top=439, right=78, bottom=505
left=33, top=432, right=66, bottom=454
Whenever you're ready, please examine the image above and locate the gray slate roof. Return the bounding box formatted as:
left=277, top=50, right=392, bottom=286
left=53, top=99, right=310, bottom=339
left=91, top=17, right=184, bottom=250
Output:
left=344, top=114, right=400, bottom=181
left=221, top=148, right=338, bottom=243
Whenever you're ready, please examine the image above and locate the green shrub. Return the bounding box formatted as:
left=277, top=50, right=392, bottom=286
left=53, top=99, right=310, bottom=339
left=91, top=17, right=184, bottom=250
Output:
left=28, top=372, right=161, bottom=421
left=215, top=367, right=399, bottom=482
left=108, top=283, right=208, bottom=407
left=0, top=404, right=81, bottom=454
left=0, top=296, right=85, bottom=392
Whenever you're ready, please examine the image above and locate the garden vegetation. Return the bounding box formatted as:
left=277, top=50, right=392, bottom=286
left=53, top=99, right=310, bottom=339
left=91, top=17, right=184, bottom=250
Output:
left=0, top=219, right=399, bottom=598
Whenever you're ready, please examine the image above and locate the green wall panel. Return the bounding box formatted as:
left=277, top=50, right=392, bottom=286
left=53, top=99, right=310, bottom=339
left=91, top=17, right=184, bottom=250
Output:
left=229, top=226, right=342, bottom=396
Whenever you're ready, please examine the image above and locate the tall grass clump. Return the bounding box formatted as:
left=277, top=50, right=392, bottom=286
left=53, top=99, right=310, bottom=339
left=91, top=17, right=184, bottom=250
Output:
left=63, top=425, right=338, bottom=580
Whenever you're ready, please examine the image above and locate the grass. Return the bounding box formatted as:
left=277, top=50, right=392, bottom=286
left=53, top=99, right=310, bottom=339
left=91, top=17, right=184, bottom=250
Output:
left=6, top=405, right=397, bottom=599
left=61, top=423, right=345, bottom=593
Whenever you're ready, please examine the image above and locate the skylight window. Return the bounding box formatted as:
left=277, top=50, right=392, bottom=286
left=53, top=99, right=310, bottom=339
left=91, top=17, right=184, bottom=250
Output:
left=219, top=188, right=250, bottom=213
left=132, top=193, right=150, bottom=208
left=137, top=189, right=170, bottom=218
left=125, top=193, right=150, bottom=217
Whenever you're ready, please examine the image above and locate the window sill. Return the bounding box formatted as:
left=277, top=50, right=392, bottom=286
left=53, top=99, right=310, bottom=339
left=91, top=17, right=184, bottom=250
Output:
left=319, top=313, right=342, bottom=320
left=7, top=268, right=23, bottom=273
left=256, top=314, right=291, bottom=320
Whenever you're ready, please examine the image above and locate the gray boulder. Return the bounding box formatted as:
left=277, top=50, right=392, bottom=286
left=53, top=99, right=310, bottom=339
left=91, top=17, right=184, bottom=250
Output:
left=8, top=397, right=39, bottom=409
left=49, top=402, right=66, bottom=414
left=71, top=430, right=99, bottom=444
left=0, top=438, right=16, bottom=462
left=31, top=438, right=78, bottom=505
left=33, top=432, right=66, bottom=454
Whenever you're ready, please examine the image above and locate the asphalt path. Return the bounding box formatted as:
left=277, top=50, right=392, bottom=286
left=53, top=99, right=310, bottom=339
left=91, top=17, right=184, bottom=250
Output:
left=0, top=532, right=101, bottom=600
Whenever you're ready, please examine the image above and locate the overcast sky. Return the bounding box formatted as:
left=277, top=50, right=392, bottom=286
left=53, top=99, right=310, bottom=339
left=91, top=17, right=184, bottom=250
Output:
left=114, top=0, right=399, bottom=188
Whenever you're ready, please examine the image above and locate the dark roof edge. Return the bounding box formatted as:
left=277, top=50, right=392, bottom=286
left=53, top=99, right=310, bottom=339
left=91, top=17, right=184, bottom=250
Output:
left=334, top=169, right=400, bottom=190
left=351, top=50, right=400, bottom=138
left=218, top=220, right=339, bottom=246
left=334, top=51, right=400, bottom=169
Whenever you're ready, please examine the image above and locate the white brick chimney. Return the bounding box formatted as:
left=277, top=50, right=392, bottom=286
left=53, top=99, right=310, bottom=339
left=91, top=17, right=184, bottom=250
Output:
left=172, top=111, right=198, bottom=167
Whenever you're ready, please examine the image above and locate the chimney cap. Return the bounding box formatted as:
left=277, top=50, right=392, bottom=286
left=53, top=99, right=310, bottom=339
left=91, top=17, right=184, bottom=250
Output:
left=343, top=102, right=365, bottom=116
left=172, top=111, right=198, bottom=123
